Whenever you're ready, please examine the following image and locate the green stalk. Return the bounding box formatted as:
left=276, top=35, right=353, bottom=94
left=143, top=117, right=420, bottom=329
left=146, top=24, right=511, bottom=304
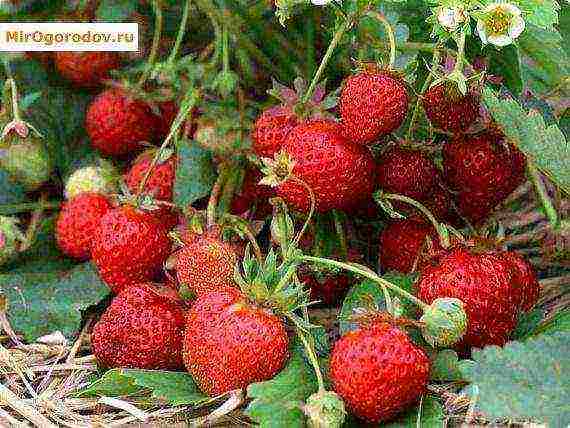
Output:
left=292, top=177, right=316, bottom=248
left=302, top=16, right=353, bottom=104
left=528, top=161, right=559, bottom=230
left=301, top=255, right=429, bottom=311
left=167, top=0, right=192, bottom=64
left=0, top=201, right=61, bottom=215
left=137, top=0, right=162, bottom=88
left=306, top=10, right=316, bottom=78
left=332, top=210, right=348, bottom=260
left=366, top=11, right=396, bottom=68
left=383, top=193, right=451, bottom=248
left=297, top=329, right=326, bottom=393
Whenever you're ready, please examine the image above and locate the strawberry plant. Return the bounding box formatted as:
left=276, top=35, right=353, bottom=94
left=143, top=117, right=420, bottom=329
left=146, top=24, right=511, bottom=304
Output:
left=0, top=0, right=568, bottom=426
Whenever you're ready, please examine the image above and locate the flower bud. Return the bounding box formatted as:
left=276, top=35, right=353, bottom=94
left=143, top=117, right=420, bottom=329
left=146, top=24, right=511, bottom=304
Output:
left=421, top=297, right=467, bottom=347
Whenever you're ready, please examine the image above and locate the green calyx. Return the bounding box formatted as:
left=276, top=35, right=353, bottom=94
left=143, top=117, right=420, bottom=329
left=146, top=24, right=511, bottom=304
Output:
left=304, top=390, right=347, bottom=428
left=420, top=297, right=467, bottom=347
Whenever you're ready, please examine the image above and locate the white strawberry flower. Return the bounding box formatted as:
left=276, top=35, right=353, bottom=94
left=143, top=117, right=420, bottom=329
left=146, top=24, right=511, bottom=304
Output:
left=476, top=3, right=525, bottom=47
left=437, top=6, right=467, bottom=31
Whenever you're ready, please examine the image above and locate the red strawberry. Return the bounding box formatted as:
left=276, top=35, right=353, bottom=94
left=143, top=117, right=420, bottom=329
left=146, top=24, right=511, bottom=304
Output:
left=175, top=234, right=238, bottom=297
left=301, top=272, right=351, bottom=306
left=376, top=146, right=438, bottom=202
left=277, top=120, right=375, bottom=212
left=252, top=105, right=299, bottom=157
left=422, top=82, right=480, bottom=133
left=424, top=184, right=459, bottom=225
left=379, top=218, right=438, bottom=274
left=416, top=247, right=530, bottom=350
left=330, top=321, right=430, bottom=422
left=183, top=288, right=289, bottom=396
left=56, top=192, right=113, bottom=260
left=443, top=132, right=526, bottom=223
left=340, top=70, right=409, bottom=144
left=92, top=205, right=171, bottom=293
left=497, top=251, right=540, bottom=312
left=91, top=283, right=186, bottom=370
left=231, top=168, right=274, bottom=218
left=125, top=150, right=176, bottom=202
left=85, top=89, right=158, bottom=157
left=54, top=52, right=120, bottom=88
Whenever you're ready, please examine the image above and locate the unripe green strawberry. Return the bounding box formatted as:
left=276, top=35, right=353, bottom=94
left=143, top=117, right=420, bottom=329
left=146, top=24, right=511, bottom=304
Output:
left=64, top=159, right=119, bottom=199
left=0, top=129, right=51, bottom=191
left=0, top=216, right=24, bottom=266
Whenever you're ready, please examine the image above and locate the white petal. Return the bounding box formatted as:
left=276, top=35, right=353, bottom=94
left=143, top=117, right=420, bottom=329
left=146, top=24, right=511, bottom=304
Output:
left=502, top=3, right=522, bottom=16
left=509, top=15, right=525, bottom=39
left=488, top=34, right=514, bottom=47
left=476, top=20, right=488, bottom=44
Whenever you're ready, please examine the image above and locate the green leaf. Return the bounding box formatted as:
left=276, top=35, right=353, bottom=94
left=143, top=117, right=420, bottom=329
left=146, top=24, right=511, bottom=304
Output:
left=384, top=396, right=444, bottom=428
left=339, top=274, right=416, bottom=335
left=96, top=0, right=139, bottom=22
left=531, top=310, right=570, bottom=337
left=516, top=0, right=560, bottom=30
left=79, top=369, right=207, bottom=406
left=0, top=263, right=109, bottom=341
left=430, top=349, right=469, bottom=382
left=461, top=332, right=570, bottom=426
left=173, top=138, right=216, bottom=208
left=245, top=346, right=318, bottom=428
left=517, top=25, right=569, bottom=95
left=512, top=308, right=545, bottom=340
left=0, top=168, right=27, bottom=206
left=488, top=45, right=523, bottom=95
left=482, top=87, right=570, bottom=194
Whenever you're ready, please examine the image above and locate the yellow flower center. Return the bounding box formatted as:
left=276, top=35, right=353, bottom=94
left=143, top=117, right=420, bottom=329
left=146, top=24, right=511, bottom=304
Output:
left=486, top=7, right=512, bottom=36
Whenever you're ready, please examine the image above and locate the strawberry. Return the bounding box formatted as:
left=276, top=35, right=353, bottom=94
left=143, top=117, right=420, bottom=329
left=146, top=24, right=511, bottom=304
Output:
left=376, top=146, right=438, bottom=203
left=422, top=82, right=480, bottom=134
left=330, top=321, right=430, bottom=422
left=91, top=283, right=186, bottom=370
left=277, top=120, right=375, bottom=212
left=183, top=288, right=289, bottom=396
left=56, top=193, right=113, bottom=260
left=379, top=218, right=438, bottom=274
left=85, top=89, right=158, bottom=157
left=252, top=105, right=299, bottom=157
left=92, top=205, right=171, bottom=293
left=64, top=158, right=119, bottom=200
left=424, top=183, right=459, bottom=225
left=301, top=271, right=351, bottom=306
left=54, top=52, right=120, bottom=88
left=175, top=234, right=238, bottom=297
left=125, top=150, right=176, bottom=202
left=496, top=251, right=540, bottom=312
left=231, top=167, right=274, bottom=218
left=340, top=69, right=409, bottom=144
left=416, top=246, right=535, bottom=350
left=443, top=132, right=526, bottom=223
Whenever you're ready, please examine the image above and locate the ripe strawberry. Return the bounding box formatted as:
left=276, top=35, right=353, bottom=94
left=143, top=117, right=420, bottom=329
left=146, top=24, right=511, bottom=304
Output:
left=91, top=283, right=186, bottom=370
left=443, top=132, right=526, bottom=223
left=54, top=52, right=120, bottom=88
left=92, top=205, right=171, bottom=293
left=231, top=168, right=274, bottom=218
left=277, top=120, right=375, bottom=212
left=183, top=288, right=289, bottom=396
left=330, top=321, right=430, bottom=422
left=340, top=70, right=409, bottom=144
left=56, top=193, right=113, bottom=260
left=497, top=251, right=540, bottom=312
left=252, top=105, right=299, bottom=157
left=379, top=218, right=438, bottom=274
left=376, top=146, right=438, bottom=202
left=175, top=234, right=238, bottom=297
left=85, top=89, right=158, bottom=157
left=416, top=247, right=535, bottom=350
left=424, top=184, right=459, bottom=225
left=125, top=150, right=176, bottom=202
left=422, top=82, right=480, bottom=133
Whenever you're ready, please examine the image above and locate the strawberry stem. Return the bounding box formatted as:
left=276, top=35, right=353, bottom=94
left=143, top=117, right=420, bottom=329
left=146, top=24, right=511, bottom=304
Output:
left=301, top=255, right=429, bottom=311
left=206, top=164, right=230, bottom=229
left=167, top=0, right=191, bottom=65
left=383, top=193, right=452, bottom=248
left=18, top=193, right=46, bottom=253
left=296, top=328, right=326, bottom=393
left=302, top=16, right=354, bottom=105
left=291, top=177, right=316, bottom=248
left=527, top=161, right=559, bottom=230
left=366, top=11, right=396, bottom=69
left=332, top=210, right=348, bottom=261
left=9, top=79, right=21, bottom=122
left=137, top=0, right=162, bottom=89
